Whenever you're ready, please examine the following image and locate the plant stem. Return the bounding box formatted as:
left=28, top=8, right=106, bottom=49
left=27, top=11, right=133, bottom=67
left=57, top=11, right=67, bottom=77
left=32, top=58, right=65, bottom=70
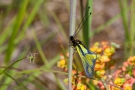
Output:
left=68, top=0, right=77, bottom=90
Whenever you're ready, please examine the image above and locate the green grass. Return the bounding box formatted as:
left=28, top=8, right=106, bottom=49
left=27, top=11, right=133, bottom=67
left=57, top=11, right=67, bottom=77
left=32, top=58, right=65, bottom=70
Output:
left=0, top=0, right=134, bottom=90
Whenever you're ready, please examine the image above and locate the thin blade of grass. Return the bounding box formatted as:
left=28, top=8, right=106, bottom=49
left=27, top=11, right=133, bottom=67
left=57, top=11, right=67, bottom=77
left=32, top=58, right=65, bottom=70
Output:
left=32, top=29, right=66, bottom=90
left=16, top=69, right=67, bottom=75
left=0, top=57, right=26, bottom=75
left=118, top=0, right=129, bottom=41
left=90, top=5, right=131, bottom=38
left=32, top=29, right=48, bottom=64
left=118, top=0, right=131, bottom=58
left=129, top=0, right=135, bottom=55
left=0, top=83, right=23, bottom=90
left=0, top=0, right=45, bottom=54
left=83, top=0, right=93, bottom=48
left=50, top=11, right=68, bottom=42
left=5, top=0, right=29, bottom=64
left=4, top=72, right=28, bottom=90
left=15, top=54, right=65, bottom=90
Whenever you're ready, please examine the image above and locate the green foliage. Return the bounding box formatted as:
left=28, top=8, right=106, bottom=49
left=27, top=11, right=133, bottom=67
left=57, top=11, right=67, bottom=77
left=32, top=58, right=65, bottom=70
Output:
left=0, top=0, right=134, bottom=90
left=5, top=0, right=29, bottom=63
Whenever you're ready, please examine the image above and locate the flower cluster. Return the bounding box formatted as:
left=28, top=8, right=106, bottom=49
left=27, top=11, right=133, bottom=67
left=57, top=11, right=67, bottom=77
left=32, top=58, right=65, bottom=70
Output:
left=90, top=41, right=116, bottom=78
left=57, top=41, right=135, bottom=90
left=64, top=70, right=88, bottom=90
left=110, top=55, right=135, bottom=90
left=57, top=53, right=68, bottom=71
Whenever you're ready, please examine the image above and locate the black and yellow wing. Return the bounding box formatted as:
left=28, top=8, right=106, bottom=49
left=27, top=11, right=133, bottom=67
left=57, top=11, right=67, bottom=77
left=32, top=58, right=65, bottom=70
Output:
left=76, top=43, right=97, bottom=78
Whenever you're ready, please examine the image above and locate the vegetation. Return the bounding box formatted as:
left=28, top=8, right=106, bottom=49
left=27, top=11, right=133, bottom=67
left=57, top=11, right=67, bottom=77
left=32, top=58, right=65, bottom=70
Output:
left=0, top=0, right=134, bottom=90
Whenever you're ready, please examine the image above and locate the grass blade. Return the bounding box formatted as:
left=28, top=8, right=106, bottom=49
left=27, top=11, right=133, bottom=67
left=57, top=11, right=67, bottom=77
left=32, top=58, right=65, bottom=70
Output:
left=5, top=0, right=29, bottom=64
left=83, top=0, right=93, bottom=48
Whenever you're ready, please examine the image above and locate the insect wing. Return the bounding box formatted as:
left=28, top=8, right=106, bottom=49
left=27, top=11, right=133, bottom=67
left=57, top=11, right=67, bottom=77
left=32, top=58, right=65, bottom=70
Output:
left=85, top=53, right=97, bottom=68
left=76, top=44, right=97, bottom=78
left=84, top=54, right=96, bottom=77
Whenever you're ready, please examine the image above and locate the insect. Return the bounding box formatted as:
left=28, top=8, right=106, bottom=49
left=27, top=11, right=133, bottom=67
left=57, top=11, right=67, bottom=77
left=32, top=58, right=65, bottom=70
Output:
left=69, top=8, right=123, bottom=90
left=70, top=36, right=97, bottom=78
left=69, top=9, right=97, bottom=78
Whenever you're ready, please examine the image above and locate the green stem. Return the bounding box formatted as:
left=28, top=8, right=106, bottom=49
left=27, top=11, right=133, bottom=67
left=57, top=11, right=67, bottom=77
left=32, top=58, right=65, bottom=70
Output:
left=68, top=0, right=77, bottom=90
left=0, top=57, right=26, bottom=75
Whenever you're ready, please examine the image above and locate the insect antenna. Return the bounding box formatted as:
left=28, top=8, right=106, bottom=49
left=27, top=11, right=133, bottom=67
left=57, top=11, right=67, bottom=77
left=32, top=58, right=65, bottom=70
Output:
left=73, top=7, right=92, bottom=38
left=74, top=12, right=92, bottom=38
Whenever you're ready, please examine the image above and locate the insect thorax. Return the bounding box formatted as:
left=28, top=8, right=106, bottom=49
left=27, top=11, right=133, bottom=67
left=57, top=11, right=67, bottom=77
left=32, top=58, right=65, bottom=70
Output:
left=70, top=36, right=82, bottom=47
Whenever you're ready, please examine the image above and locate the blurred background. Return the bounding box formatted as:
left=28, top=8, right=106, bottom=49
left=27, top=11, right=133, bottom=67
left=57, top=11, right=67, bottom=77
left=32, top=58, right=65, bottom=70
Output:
left=0, top=0, right=134, bottom=90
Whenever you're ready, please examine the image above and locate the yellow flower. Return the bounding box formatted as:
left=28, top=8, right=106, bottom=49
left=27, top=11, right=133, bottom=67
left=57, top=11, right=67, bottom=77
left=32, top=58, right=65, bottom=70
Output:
left=64, top=78, right=77, bottom=85
left=57, top=59, right=66, bottom=68
left=96, top=69, right=105, bottom=77
left=90, top=42, right=102, bottom=53
left=128, top=56, right=135, bottom=65
left=95, top=55, right=106, bottom=70
left=114, top=77, right=125, bottom=86
left=110, top=87, right=121, bottom=90
left=90, top=46, right=98, bottom=52
left=100, top=55, right=110, bottom=62
left=77, top=83, right=86, bottom=90
left=123, top=84, right=132, bottom=90
left=104, top=46, right=115, bottom=56
left=95, top=63, right=105, bottom=70
left=96, top=48, right=102, bottom=53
